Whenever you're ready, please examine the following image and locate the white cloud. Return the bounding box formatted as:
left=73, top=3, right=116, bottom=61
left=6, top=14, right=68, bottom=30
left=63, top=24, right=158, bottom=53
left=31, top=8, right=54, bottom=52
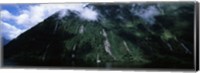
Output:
left=16, top=13, right=29, bottom=25
left=58, top=9, right=69, bottom=19
left=56, top=4, right=98, bottom=20
left=56, top=4, right=85, bottom=19
left=132, top=5, right=160, bottom=24
left=1, top=4, right=99, bottom=40
left=0, top=10, right=15, bottom=20
left=1, top=21, right=25, bottom=40
left=4, top=4, right=98, bottom=28
left=79, top=7, right=98, bottom=21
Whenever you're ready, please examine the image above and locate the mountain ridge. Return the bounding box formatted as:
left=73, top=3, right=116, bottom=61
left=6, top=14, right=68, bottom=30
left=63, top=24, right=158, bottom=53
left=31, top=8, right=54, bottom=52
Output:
left=3, top=3, right=194, bottom=69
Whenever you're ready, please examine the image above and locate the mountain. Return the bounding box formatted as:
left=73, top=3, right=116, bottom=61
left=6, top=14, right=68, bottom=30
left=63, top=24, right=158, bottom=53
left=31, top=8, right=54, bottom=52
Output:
left=3, top=3, right=195, bottom=69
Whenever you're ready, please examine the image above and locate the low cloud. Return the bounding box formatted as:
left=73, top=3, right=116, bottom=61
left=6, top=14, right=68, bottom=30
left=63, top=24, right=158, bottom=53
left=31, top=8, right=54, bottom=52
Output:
left=78, top=7, right=98, bottom=21
left=132, top=5, right=160, bottom=24
left=57, top=4, right=98, bottom=21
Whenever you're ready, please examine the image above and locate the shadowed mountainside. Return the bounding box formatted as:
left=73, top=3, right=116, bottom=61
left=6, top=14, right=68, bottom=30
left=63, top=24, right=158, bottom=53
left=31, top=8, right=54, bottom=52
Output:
left=3, top=3, right=195, bottom=69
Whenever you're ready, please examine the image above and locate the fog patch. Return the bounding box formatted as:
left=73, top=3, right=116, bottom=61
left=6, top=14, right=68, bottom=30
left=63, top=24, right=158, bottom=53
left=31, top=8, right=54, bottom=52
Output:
left=58, top=9, right=69, bottom=19
left=132, top=5, right=160, bottom=24
left=57, top=4, right=98, bottom=21
left=78, top=7, right=98, bottom=21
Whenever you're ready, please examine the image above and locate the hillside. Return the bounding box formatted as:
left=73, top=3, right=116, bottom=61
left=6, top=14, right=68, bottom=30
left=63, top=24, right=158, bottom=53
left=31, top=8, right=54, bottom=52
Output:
left=3, top=3, right=195, bottom=69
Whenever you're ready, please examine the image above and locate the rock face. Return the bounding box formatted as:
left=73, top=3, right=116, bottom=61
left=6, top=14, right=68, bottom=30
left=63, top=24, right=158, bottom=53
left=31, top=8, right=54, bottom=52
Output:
left=3, top=3, right=195, bottom=69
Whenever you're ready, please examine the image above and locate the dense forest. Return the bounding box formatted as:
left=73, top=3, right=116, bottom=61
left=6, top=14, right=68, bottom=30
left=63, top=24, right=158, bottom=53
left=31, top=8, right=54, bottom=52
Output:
left=3, top=2, right=195, bottom=70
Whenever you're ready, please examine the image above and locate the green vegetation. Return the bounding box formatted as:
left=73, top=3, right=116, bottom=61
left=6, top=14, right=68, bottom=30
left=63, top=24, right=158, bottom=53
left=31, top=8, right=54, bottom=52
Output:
left=3, top=2, right=194, bottom=69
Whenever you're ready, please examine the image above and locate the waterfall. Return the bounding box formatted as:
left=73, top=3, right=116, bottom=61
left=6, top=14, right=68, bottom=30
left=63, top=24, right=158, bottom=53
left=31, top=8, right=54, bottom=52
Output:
left=180, top=43, right=192, bottom=54
left=123, top=41, right=131, bottom=53
left=102, top=29, right=116, bottom=60
left=53, top=21, right=59, bottom=34
left=96, top=54, right=101, bottom=64
left=166, top=42, right=173, bottom=51
left=79, top=25, right=84, bottom=34
left=42, top=44, right=50, bottom=61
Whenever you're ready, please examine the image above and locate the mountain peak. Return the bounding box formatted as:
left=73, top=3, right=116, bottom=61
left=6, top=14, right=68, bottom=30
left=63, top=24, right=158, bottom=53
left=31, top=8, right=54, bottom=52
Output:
left=3, top=3, right=195, bottom=69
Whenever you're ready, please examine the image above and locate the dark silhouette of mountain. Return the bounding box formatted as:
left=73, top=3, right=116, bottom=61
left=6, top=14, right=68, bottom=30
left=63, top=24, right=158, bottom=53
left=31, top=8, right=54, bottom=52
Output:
left=3, top=3, right=195, bottom=69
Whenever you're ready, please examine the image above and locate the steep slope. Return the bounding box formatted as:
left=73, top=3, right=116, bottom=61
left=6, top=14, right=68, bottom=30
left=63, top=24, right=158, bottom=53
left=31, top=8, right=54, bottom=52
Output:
left=3, top=3, right=195, bottom=69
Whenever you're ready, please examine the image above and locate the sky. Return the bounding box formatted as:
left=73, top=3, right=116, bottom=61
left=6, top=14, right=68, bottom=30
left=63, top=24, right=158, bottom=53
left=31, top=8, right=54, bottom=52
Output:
left=1, top=4, right=98, bottom=41
left=1, top=3, right=160, bottom=42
